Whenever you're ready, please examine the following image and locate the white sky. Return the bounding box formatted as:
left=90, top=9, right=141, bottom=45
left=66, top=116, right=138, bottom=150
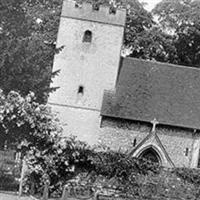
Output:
left=139, top=0, right=162, bottom=11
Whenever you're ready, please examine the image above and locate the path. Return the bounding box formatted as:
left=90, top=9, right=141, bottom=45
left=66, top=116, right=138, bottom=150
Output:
left=0, top=193, right=62, bottom=200
left=0, top=193, right=33, bottom=200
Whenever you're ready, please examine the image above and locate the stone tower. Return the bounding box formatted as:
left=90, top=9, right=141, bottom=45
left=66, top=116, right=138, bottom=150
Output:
left=49, top=0, right=126, bottom=144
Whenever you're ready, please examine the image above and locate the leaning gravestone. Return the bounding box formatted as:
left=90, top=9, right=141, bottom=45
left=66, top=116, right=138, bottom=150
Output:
left=61, top=179, right=127, bottom=200
left=0, top=150, right=21, bottom=192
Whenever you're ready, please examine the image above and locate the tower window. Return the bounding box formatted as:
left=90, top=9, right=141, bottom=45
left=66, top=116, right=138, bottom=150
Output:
left=78, top=86, right=84, bottom=94
left=185, top=148, right=189, bottom=156
left=133, top=138, right=137, bottom=147
left=75, top=3, right=80, bottom=8
left=92, top=3, right=100, bottom=11
left=109, top=6, right=116, bottom=14
left=83, top=30, right=92, bottom=43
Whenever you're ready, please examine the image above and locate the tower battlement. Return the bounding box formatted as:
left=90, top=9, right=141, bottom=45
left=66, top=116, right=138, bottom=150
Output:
left=61, top=0, right=126, bottom=26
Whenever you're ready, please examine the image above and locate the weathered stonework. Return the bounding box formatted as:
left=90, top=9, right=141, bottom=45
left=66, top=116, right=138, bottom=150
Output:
left=156, top=126, right=195, bottom=168
left=99, top=117, right=200, bottom=167
left=99, top=117, right=150, bottom=152
left=49, top=1, right=125, bottom=110
left=49, top=0, right=126, bottom=146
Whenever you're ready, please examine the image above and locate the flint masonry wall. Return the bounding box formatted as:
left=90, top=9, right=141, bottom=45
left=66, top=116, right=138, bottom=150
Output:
left=99, top=117, right=150, bottom=152
left=156, top=126, right=197, bottom=168
left=99, top=117, right=198, bottom=168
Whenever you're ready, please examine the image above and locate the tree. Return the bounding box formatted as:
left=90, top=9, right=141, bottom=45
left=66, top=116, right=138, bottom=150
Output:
left=0, top=0, right=156, bottom=102
left=0, top=90, right=62, bottom=150
left=0, top=0, right=62, bottom=103
left=0, top=90, right=94, bottom=196
left=153, top=0, right=200, bottom=67
left=128, top=26, right=178, bottom=63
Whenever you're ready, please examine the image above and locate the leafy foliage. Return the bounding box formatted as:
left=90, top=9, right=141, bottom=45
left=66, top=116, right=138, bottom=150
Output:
left=0, top=90, right=61, bottom=150
left=0, top=172, right=19, bottom=192
left=63, top=156, right=200, bottom=200
left=0, top=90, right=64, bottom=194
left=89, top=150, right=160, bottom=178
left=153, top=0, right=200, bottom=30
left=0, top=0, right=62, bottom=103
left=173, top=167, right=200, bottom=186
left=128, top=26, right=177, bottom=63
left=153, top=0, right=200, bottom=67
left=23, top=135, right=94, bottom=196
left=24, top=141, right=162, bottom=197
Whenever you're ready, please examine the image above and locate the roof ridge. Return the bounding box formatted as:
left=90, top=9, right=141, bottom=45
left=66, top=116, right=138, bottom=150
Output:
left=123, top=57, right=200, bottom=71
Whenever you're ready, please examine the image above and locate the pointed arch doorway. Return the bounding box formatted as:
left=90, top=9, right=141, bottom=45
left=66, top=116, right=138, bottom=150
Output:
left=138, top=147, right=161, bottom=165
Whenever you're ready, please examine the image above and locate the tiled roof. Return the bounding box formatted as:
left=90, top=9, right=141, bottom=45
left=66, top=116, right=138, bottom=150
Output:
left=101, top=57, right=200, bottom=130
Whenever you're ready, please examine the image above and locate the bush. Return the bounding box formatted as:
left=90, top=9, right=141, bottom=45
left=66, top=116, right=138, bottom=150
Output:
left=24, top=141, right=162, bottom=198
left=23, top=136, right=200, bottom=200
left=173, top=167, right=200, bottom=185
left=0, top=172, right=19, bottom=192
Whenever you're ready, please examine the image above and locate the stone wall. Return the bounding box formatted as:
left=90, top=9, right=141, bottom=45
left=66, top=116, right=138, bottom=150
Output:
left=99, top=117, right=151, bottom=152
left=156, top=126, right=195, bottom=167
left=50, top=105, right=102, bottom=145
left=99, top=116, right=199, bottom=168
left=49, top=17, right=124, bottom=110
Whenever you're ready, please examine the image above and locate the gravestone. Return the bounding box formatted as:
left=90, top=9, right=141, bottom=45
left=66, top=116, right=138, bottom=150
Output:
left=0, top=150, right=21, bottom=192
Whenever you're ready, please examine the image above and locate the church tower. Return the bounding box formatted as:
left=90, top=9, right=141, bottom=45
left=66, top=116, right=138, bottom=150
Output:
left=49, top=0, right=126, bottom=144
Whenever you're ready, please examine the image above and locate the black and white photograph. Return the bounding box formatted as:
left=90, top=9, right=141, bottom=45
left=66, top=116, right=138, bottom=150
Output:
left=0, top=0, right=200, bottom=199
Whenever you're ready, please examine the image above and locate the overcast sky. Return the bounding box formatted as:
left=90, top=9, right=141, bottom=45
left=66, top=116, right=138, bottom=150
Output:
left=139, top=0, right=161, bottom=11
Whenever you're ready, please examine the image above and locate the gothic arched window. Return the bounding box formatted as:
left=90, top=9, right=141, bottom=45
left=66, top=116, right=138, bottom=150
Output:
left=139, top=147, right=161, bottom=164
left=83, top=30, right=92, bottom=43
left=78, top=85, right=84, bottom=95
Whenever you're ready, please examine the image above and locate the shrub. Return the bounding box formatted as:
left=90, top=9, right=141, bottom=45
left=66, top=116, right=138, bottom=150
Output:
left=0, top=171, right=19, bottom=192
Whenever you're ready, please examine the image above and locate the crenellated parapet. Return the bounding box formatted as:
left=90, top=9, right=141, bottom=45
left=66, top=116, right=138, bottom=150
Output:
left=61, top=0, right=126, bottom=26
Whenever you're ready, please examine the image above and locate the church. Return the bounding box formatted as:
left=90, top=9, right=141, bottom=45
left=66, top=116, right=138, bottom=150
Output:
left=49, top=0, right=200, bottom=168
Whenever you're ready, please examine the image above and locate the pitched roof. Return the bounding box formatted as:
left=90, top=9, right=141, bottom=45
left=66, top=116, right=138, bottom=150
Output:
left=101, top=57, right=200, bottom=130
